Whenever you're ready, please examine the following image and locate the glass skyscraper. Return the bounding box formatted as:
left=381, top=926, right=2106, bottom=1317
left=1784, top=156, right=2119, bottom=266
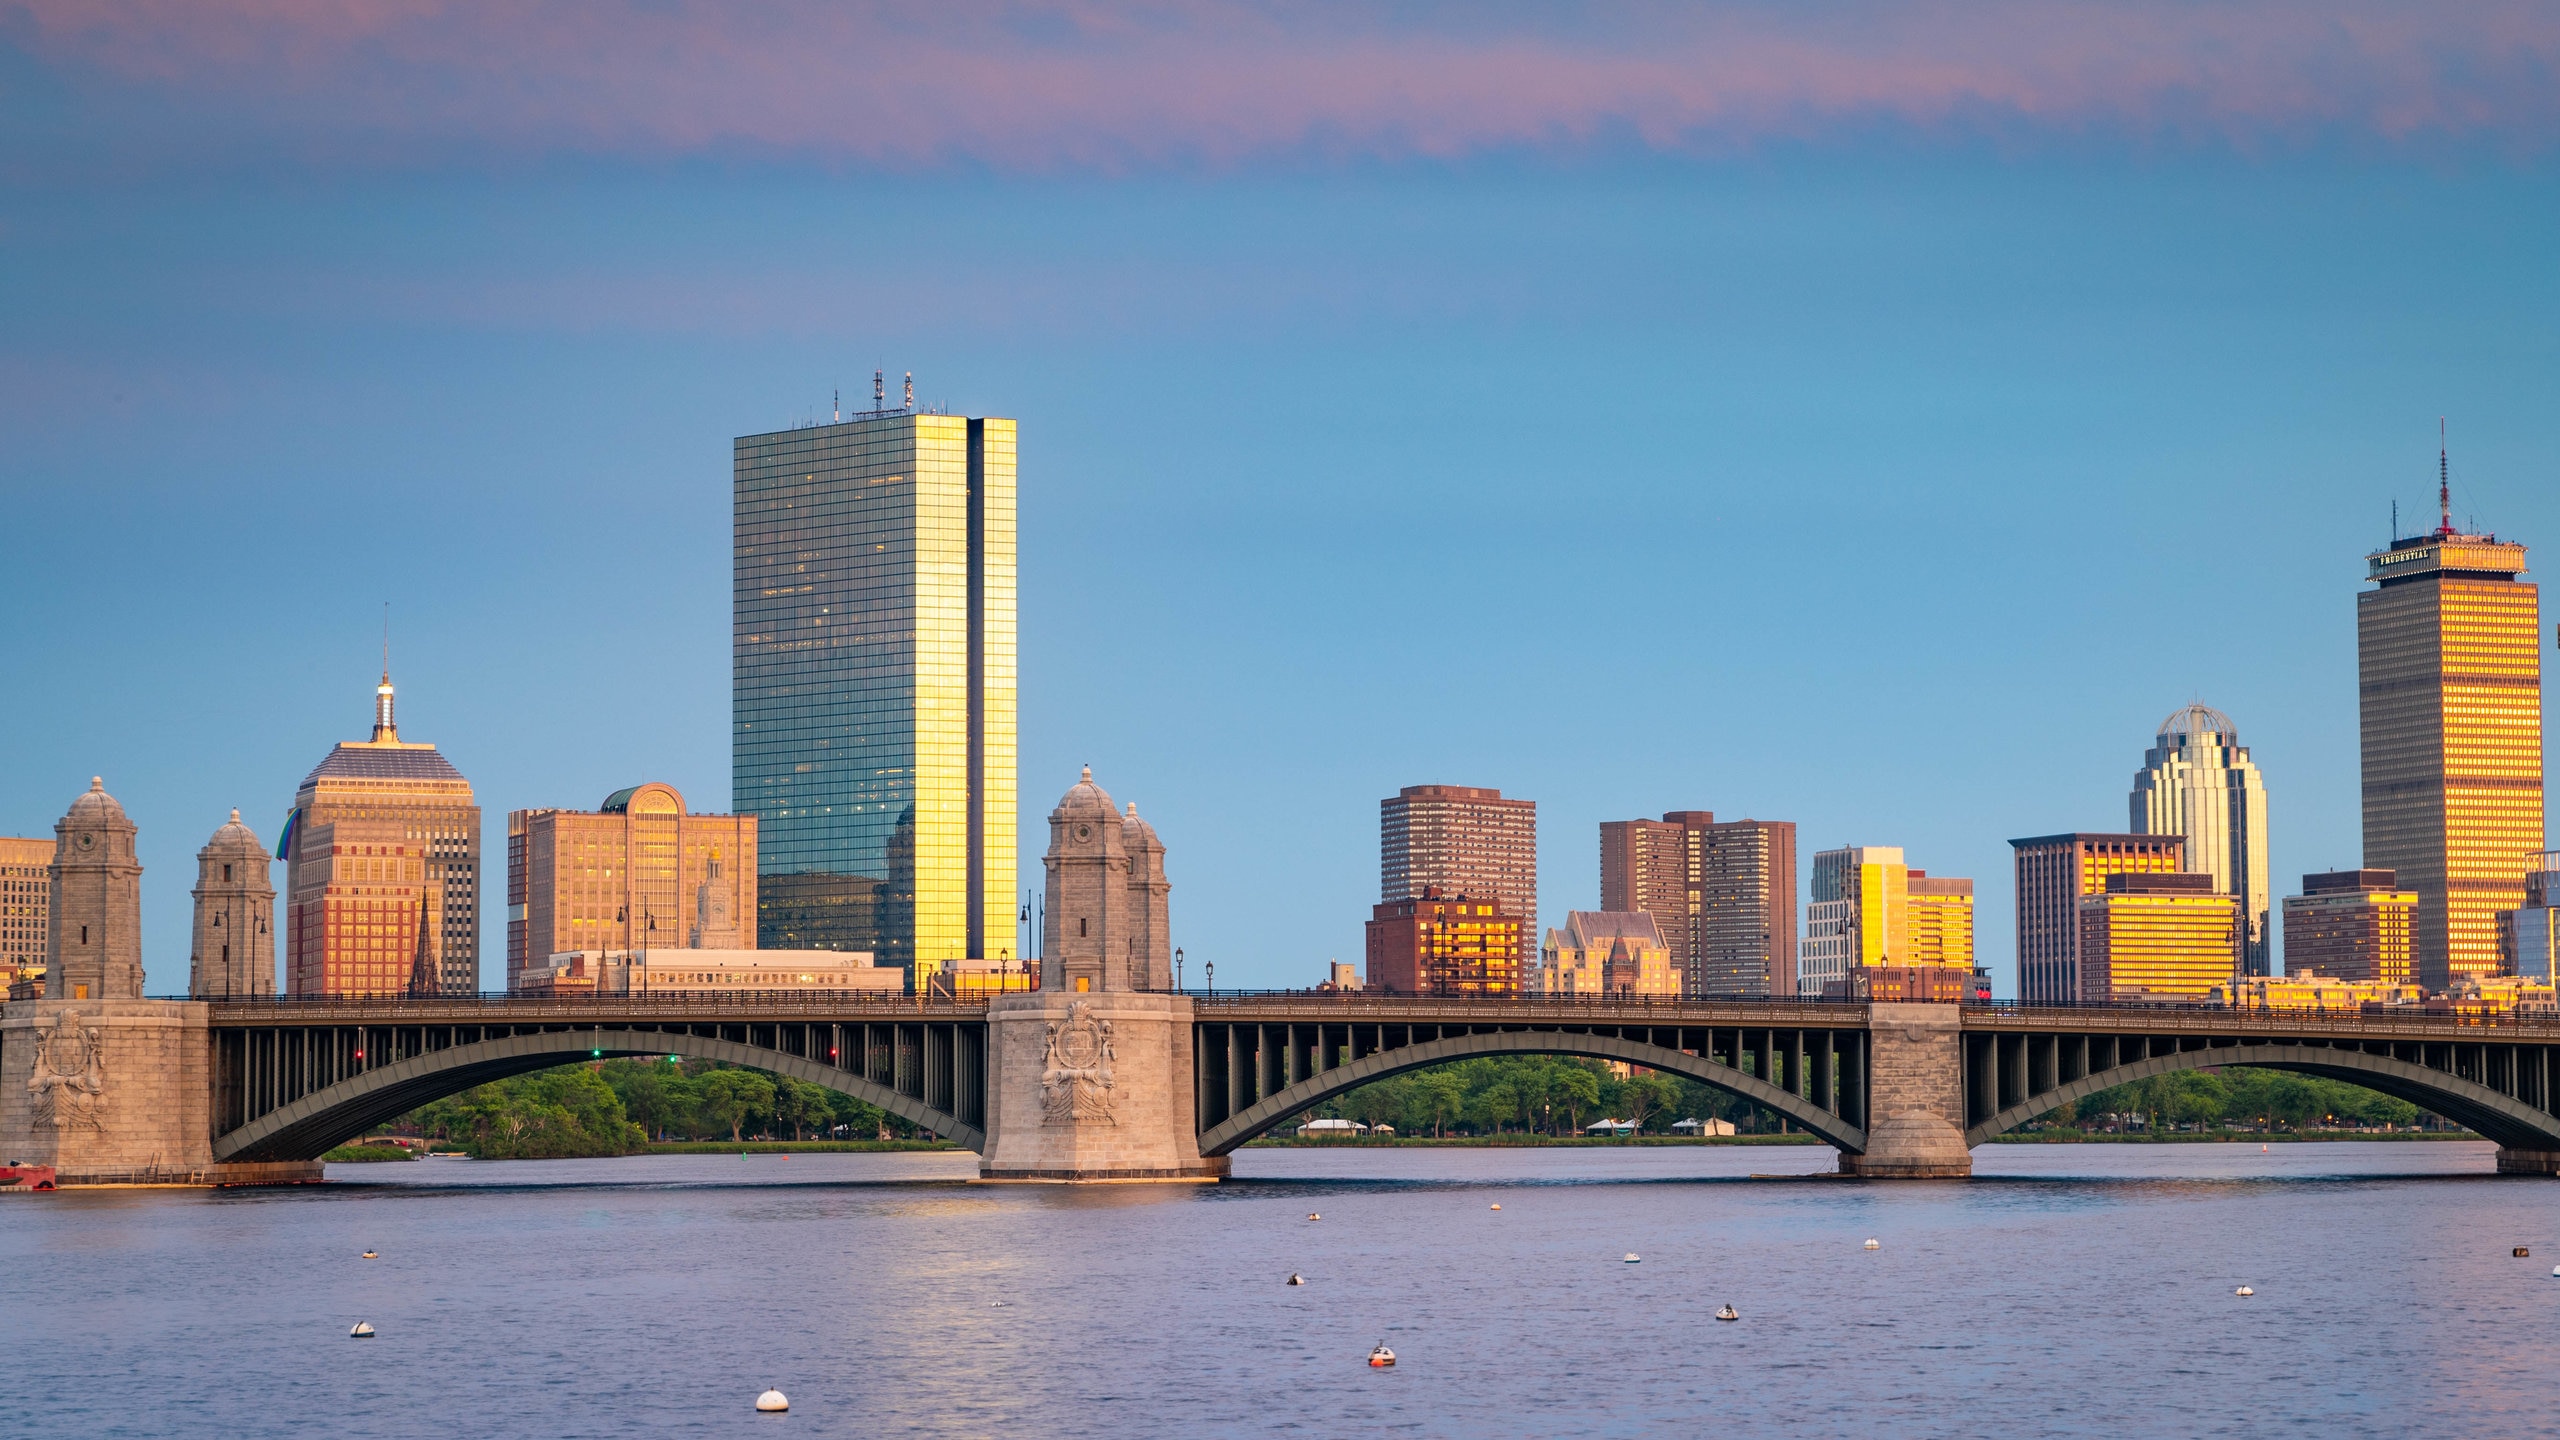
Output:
left=2128, top=704, right=2272, bottom=977
left=733, top=409, right=1017, bottom=988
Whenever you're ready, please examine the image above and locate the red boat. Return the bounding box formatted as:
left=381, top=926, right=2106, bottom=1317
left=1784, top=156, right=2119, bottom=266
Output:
left=0, top=1165, right=58, bottom=1191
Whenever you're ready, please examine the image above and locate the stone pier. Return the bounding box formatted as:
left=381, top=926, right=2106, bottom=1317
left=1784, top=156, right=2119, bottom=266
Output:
left=1839, top=1002, right=1973, bottom=1178
left=2495, top=1148, right=2560, bottom=1176
left=0, top=999, right=321, bottom=1186
left=977, top=992, right=1226, bottom=1182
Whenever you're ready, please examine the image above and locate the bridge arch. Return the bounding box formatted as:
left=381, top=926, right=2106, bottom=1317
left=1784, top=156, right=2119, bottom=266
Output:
left=1964, top=1042, right=2560, bottom=1151
left=213, top=1028, right=983, bottom=1163
left=1196, top=1028, right=1867, bottom=1156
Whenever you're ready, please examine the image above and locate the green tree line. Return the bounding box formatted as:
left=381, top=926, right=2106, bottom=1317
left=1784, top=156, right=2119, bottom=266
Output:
left=1298, top=1055, right=2440, bottom=1139
left=401, top=1058, right=933, bottom=1159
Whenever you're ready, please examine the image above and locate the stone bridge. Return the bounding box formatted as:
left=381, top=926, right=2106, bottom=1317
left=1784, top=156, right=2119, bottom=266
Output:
left=8, top=991, right=2560, bottom=1183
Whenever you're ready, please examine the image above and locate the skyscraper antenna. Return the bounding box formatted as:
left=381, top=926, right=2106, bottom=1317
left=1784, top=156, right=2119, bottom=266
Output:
left=382, top=603, right=390, bottom=678
left=874, top=368, right=885, bottom=411
left=2391, top=498, right=2398, bottom=543
left=2438, top=417, right=2452, bottom=536
left=833, top=388, right=840, bottom=424
left=904, top=372, right=914, bottom=410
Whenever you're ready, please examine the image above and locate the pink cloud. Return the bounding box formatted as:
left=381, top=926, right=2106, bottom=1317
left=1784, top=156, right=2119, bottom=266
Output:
left=9, top=1, right=2559, bottom=168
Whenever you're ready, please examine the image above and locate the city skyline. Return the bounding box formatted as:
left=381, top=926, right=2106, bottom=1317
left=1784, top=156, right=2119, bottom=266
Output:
left=8, top=13, right=2559, bottom=1000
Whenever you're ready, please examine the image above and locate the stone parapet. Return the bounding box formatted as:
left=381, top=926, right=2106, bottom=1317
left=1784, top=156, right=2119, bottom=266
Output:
left=978, top=991, right=1226, bottom=1182
left=1839, top=1001, right=1973, bottom=1178
left=2496, top=1147, right=2560, bottom=1176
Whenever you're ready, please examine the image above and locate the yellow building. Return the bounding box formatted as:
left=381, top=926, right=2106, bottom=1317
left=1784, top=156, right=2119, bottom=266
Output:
left=521, top=947, right=903, bottom=996
left=0, top=836, right=49, bottom=999
left=2078, top=872, right=2241, bottom=1002
left=1905, top=874, right=1975, bottom=970
left=2211, top=972, right=2422, bottom=1011
left=2280, top=870, right=2416, bottom=985
left=507, top=782, right=757, bottom=993
left=2359, top=505, right=2542, bottom=992
left=1803, top=847, right=1973, bottom=996
left=1540, top=911, right=1679, bottom=998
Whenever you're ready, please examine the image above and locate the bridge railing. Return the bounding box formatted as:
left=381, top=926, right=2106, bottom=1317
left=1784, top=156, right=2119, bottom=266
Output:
left=1964, top=998, right=2560, bottom=1033
left=190, top=991, right=993, bottom=1017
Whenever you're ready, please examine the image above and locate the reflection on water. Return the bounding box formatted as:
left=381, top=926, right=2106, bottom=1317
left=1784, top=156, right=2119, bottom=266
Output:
left=1, top=1142, right=2545, bottom=1438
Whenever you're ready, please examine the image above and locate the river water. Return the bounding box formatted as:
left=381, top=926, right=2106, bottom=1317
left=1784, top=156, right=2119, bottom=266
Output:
left=4, top=1141, right=2549, bottom=1438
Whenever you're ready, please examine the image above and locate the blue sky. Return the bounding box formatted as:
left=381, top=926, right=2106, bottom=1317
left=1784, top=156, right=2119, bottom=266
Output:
left=2, top=4, right=2554, bottom=995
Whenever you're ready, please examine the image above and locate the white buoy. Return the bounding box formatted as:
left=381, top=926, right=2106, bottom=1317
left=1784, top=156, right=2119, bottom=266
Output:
left=1489, top=1203, right=1501, bottom=1210
left=2234, top=1286, right=2254, bottom=1297
left=1624, top=1253, right=1641, bottom=1264
left=1288, top=1273, right=1304, bottom=1286
left=1863, top=1239, right=1880, bottom=1250
left=756, top=1389, right=789, bottom=1413
left=1715, top=1304, right=1739, bottom=1322
left=2549, top=1265, right=2559, bottom=1277
left=349, top=1321, right=375, bottom=1338
left=1308, top=1212, right=1321, bottom=1221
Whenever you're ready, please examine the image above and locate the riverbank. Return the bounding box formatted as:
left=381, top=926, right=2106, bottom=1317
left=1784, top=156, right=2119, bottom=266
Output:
left=643, top=1139, right=960, bottom=1155
left=1988, top=1129, right=2475, bottom=1144
left=1244, top=1130, right=2477, bottom=1148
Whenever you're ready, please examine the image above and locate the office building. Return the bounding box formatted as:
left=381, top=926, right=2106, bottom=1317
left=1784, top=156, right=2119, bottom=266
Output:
left=279, top=673, right=480, bottom=994
left=1600, top=811, right=1797, bottom=997
left=190, top=810, right=275, bottom=998
left=506, top=782, right=758, bottom=992
left=2078, top=872, right=2242, bottom=1002
left=46, top=778, right=144, bottom=1003
left=2281, top=869, right=2416, bottom=986
left=735, top=405, right=1016, bottom=992
left=1801, top=846, right=1974, bottom=997
left=2359, top=488, right=2542, bottom=991
left=2504, top=851, right=2560, bottom=981
left=1540, top=910, right=1679, bottom=998
left=1905, top=873, right=1976, bottom=970
left=0, top=836, right=49, bottom=999
left=287, top=820, right=435, bottom=997
left=2212, top=974, right=2422, bottom=1011
left=1382, top=785, right=1537, bottom=978
left=2129, top=704, right=2272, bottom=976
left=1366, top=886, right=1524, bottom=996
left=2009, top=833, right=2186, bottom=1005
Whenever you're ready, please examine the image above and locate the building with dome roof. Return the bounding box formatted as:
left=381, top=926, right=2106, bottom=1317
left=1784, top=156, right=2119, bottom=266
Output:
left=278, top=671, right=480, bottom=995
left=505, top=781, right=757, bottom=991
left=191, top=810, right=275, bottom=998
left=2129, top=704, right=2270, bottom=977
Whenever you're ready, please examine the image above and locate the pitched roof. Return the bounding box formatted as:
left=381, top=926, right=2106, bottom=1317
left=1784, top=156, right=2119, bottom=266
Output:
left=300, top=742, right=469, bottom=788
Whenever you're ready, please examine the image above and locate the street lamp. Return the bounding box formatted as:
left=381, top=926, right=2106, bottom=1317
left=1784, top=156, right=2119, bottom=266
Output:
left=1174, top=947, right=1185, bottom=993
left=1204, top=956, right=1214, bottom=997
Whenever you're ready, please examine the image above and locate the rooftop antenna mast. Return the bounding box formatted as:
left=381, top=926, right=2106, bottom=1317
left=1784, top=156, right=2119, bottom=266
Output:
left=833, top=388, right=840, bottom=424
left=874, top=368, right=885, bottom=412
left=903, top=372, right=914, bottom=410
left=2438, top=417, right=2452, bottom=536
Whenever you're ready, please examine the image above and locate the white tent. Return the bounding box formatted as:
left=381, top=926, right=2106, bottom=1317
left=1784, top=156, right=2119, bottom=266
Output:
left=1584, top=1118, right=1637, bottom=1134
left=1297, top=1118, right=1368, bottom=1136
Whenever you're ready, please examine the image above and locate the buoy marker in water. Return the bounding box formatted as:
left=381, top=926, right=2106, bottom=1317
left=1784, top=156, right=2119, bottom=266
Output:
left=1863, top=1239, right=1880, bottom=1250
left=1368, top=1342, right=1396, bottom=1367
left=756, top=1389, right=789, bottom=1413
left=1715, top=1304, right=1739, bottom=1322
left=1308, top=1212, right=1320, bottom=1221
left=1489, top=1203, right=1500, bottom=1210
left=349, top=1321, right=375, bottom=1338
left=360, top=1250, right=377, bottom=1259
left=1623, top=1252, right=1641, bottom=1264
left=1288, top=1273, right=1305, bottom=1286
left=2514, top=1246, right=2532, bottom=1258
left=2234, top=1286, right=2254, bottom=1297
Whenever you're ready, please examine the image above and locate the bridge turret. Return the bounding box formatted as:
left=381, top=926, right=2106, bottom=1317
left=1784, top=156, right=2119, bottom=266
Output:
left=1043, top=767, right=1130, bottom=993
left=191, top=810, right=277, bottom=999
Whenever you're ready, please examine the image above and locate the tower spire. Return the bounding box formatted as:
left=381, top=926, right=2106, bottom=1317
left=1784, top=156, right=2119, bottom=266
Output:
left=2438, top=416, right=2452, bottom=536
left=373, top=606, right=398, bottom=743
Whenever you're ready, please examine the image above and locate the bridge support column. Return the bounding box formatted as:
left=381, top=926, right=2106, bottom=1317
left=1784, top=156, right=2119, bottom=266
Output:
left=0, top=1000, right=320, bottom=1187
left=978, top=992, right=1227, bottom=1183
left=1839, top=1002, right=1971, bottom=1179
left=2496, top=1148, right=2560, bottom=1176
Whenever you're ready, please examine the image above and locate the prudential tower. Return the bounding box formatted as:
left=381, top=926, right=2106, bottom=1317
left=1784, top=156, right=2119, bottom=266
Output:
left=2130, top=704, right=2271, bottom=976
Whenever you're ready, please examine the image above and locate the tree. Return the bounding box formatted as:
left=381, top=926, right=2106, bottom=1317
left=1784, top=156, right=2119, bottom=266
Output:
left=774, top=1077, right=831, bottom=1141
left=699, top=1069, right=777, bottom=1143
left=1415, top=1070, right=1467, bottom=1138
left=1617, top=1072, right=1680, bottom=1135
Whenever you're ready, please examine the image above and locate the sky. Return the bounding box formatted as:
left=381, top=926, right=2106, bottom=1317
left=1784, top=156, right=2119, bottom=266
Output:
left=2, top=1, right=2556, bottom=997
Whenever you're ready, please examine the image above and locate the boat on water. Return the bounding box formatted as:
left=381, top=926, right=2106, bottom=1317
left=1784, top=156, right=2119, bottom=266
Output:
left=1368, top=1343, right=1396, bottom=1368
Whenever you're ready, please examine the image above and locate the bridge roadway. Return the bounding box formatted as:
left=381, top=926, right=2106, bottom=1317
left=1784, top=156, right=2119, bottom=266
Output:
left=205, top=993, right=2560, bottom=1175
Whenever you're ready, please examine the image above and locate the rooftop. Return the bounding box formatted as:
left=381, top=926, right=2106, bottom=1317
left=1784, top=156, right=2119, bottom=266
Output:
left=300, top=742, right=469, bottom=789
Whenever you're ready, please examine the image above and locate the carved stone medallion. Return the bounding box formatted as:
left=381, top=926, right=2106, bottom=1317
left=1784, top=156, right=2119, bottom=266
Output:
left=29, top=1008, right=109, bottom=1133
left=1040, top=1000, right=1116, bottom=1126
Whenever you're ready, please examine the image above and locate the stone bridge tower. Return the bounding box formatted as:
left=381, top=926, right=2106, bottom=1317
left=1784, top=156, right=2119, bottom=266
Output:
left=191, top=810, right=276, bottom=998
left=47, top=778, right=143, bottom=1003
left=982, top=767, right=1219, bottom=1181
